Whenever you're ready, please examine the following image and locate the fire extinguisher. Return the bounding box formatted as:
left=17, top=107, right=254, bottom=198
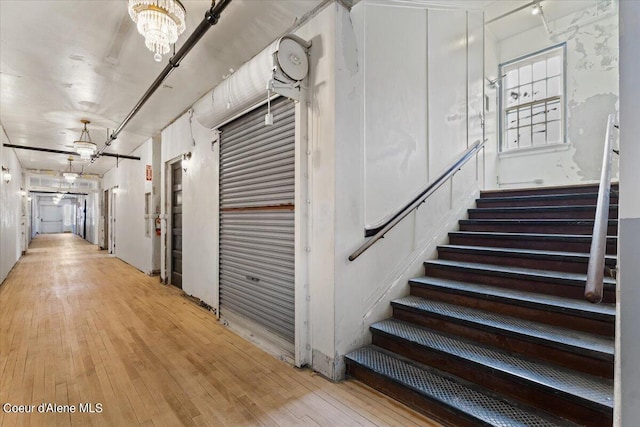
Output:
left=155, top=217, right=162, bottom=236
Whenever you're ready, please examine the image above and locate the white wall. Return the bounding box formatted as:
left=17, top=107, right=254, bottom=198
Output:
left=161, top=113, right=219, bottom=306
left=102, top=137, right=159, bottom=274
left=327, top=1, right=484, bottom=379
left=357, top=3, right=483, bottom=228
left=493, top=4, right=619, bottom=188
left=0, top=126, right=24, bottom=284
left=615, top=2, right=640, bottom=425
left=484, top=27, right=500, bottom=189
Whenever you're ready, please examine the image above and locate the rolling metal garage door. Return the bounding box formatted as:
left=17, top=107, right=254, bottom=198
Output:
left=219, top=98, right=295, bottom=343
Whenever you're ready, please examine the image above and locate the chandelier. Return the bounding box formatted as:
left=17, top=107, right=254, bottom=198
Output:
left=63, top=157, right=79, bottom=183
left=128, top=0, right=187, bottom=62
left=74, top=119, right=97, bottom=161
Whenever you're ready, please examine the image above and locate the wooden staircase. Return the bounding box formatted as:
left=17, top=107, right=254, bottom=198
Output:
left=345, top=183, right=617, bottom=427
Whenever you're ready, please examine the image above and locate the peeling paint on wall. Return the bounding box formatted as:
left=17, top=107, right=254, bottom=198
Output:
left=569, top=93, right=618, bottom=181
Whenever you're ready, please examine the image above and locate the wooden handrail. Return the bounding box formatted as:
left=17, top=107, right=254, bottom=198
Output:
left=585, top=113, right=618, bottom=303
left=348, top=139, right=486, bottom=262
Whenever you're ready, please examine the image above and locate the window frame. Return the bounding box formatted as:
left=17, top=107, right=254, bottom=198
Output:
left=498, top=43, right=567, bottom=153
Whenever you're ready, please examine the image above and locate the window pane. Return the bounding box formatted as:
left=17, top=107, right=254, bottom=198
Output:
left=519, top=64, right=532, bottom=84
left=533, top=124, right=546, bottom=145
left=518, top=107, right=531, bottom=126
left=505, top=69, right=519, bottom=89
left=506, top=88, right=520, bottom=107
left=547, top=100, right=561, bottom=121
left=506, top=110, right=518, bottom=129
left=533, top=80, right=546, bottom=101
left=532, top=104, right=546, bottom=124
left=547, top=56, right=561, bottom=76
left=548, top=75, right=562, bottom=96
left=520, top=83, right=533, bottom=104
left=519, top=126, right=532, bottom=147
left=507, top=129, right=519, bottom=150
left=533, top=60, right=546, bottom=81
left=547, top=121, right=561, bottom=144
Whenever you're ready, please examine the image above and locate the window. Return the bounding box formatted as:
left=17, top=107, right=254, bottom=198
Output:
left=500, top=45, right=565, bottom=152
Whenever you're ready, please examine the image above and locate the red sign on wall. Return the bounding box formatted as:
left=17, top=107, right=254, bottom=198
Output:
left=146, top=165, right=152, bottom=181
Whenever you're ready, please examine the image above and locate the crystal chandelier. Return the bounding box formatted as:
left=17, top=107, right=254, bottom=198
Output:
left=74, top=119, right=97, bottom=161
left=128, top=0, right=187, bottom=62
left=63, top=157, right=79, bottom=183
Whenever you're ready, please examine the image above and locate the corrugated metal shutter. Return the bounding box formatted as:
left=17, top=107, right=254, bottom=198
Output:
left=219, top=98, right=295, bottom=343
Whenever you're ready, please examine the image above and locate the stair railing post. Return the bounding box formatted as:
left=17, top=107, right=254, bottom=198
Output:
left=585, top=113, right=617, bottom=303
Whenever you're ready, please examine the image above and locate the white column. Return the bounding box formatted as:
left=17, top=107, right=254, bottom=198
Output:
left=615, top=2, right=640, bottom=425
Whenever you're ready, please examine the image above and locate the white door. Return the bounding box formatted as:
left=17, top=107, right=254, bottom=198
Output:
left=40, top=205, right=63, bottom=233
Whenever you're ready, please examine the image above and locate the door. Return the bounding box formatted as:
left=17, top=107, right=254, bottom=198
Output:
left=40, top=204, right=63, bottom=233
left=219, top=98, right=296, bottom=347
left=110, top=190, right=116, bottom=253
left=171, top=162, right=183, bottom=288
left=104, top=190, right=109, bottom=250
left=83, top=199, right=87, bottom=239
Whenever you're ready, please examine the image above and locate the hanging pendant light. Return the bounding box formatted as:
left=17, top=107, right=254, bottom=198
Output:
left=63, top=157, right=79, bottom=183
left=74, top=119, right=97, bottom=161
left=128, top=0, right=187, bottom=62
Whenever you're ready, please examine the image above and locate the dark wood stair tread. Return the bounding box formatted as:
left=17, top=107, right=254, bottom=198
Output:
left=477, top=192, right=603, bottom=203
left=345, top=346, right=575, bottom=427
left=437, top=244, right=617, bottom=267
left=480, top=183, right=618, bottom=198
left=449, top=231, right=617, bottom=244
left=467, top=205, right=618, bottom=220
left=460, top=219, right=617, bottom=226
left=371, top=319, right=613, bottom=412
left=424, top=259, right=616, bottom=289
left=409, top=276, right=615, bottom=322
left=392, top=296, right=614, bottom=361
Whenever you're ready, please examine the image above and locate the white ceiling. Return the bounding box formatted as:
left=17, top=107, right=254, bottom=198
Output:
left=0, top=0, right=325, bottom=176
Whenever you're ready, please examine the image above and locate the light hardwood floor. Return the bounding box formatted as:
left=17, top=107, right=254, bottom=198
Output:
left=0, top=234, right=440, bottom=427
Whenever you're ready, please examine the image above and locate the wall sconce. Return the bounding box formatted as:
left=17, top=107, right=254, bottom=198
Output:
left=182, top=152, right=192, bottom=172
left=2, top=166, right=11, bottom=183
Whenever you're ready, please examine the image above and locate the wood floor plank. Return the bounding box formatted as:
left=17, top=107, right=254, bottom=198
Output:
left=0, top=234, right=441, bottom=426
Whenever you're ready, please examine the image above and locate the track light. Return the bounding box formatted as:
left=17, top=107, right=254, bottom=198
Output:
left=532, top=4, right=540, bottom=15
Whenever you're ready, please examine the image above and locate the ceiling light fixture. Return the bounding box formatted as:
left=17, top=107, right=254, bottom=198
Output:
left=63, top=157, right=79, bottom=183
left=74, top=119, right=97, bottom=161
left=1, top=166, right=11, bottom=183
left=128, top=0, right=187, bottom=62
left=532, top=4, right=541, bottom=15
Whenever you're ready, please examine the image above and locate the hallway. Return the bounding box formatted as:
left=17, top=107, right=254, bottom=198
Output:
left=0, top=234, right=436, bottom=427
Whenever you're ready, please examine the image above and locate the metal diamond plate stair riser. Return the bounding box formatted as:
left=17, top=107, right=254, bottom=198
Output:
left=347, top=347, right=573, bottom=427
left=372, top=319, right=613, bottom=408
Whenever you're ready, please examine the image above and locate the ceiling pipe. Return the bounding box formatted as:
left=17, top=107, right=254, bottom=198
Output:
left=92, top=0, right=233, bottom=163
left=3, top=144, right=141, bottom=161
left=485, top=0, right=537, bottom=24
left=31, top=190, right=89, bottom=196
